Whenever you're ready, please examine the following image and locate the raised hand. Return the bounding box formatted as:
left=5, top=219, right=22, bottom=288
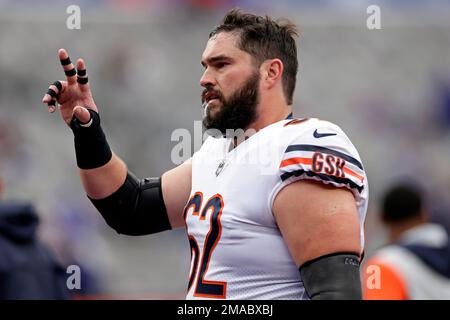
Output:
left=42, top=49, right=98, bottom=125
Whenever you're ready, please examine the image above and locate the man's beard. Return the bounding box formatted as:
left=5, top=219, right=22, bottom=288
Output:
left=202, top=71, right=260, bottom=136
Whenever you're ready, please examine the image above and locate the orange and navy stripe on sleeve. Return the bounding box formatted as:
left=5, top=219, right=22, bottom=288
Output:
left=279, top=144, right=365, bottom=193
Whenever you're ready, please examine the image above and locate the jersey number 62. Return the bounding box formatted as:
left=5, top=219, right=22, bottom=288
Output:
left=183, top=192, right=227, bottom=299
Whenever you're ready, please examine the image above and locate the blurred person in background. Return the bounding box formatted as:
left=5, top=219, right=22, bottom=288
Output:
left=0, top=177, right=70, bottom=299
left=41, top=8, right=368, bottom=299
left=363, top=183, right=450, bottom=299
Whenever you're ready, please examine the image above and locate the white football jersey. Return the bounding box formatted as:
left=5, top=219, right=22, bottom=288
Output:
left=184, top=117, right=369, bottom=300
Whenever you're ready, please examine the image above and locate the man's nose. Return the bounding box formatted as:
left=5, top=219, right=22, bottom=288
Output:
left=200, top=69, right=217, bottom=87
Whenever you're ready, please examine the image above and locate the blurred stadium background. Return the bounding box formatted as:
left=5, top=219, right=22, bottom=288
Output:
left=1, top=0, right=450, bottom=298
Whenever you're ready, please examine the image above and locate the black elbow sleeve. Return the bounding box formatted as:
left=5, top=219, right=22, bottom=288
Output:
left=299, top=252, right=362, bottom=300
left=88, top=172, right=171, bottom=236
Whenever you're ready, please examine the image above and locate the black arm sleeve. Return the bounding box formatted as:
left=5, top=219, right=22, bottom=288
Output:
left=299, top=252, right=362, bottom=300
left=88, top=171, right=172, bottom=236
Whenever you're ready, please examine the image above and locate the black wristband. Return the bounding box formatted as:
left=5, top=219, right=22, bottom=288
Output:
left=70, top=109, right=113, bottom=169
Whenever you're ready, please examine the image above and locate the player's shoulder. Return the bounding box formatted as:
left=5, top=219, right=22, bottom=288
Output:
left=276, top=117, right=345, bottom=135
left=266, top=116, right=339, bottom=132
left=276, top=117, right=367, bottom=195
left=271, top=117, right=364, bottom=170
left=266, top=117, right=351, bottom=148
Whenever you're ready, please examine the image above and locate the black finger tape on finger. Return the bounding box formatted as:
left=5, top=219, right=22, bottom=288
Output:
left=77, top=77, right=89, bottom=85
left=47, top=88, right=57, bottom=98
left=53, top=81, right=62, bottom=92
left=77, top=69, right=87, bottom=76
left=48, top=100, right=56, bottom=106
left=65, top=68, right=77, bottom=77
left=60, top=57, right=71, bottom=66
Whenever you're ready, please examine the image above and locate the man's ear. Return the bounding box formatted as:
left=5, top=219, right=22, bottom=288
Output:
left=261, top=59, right=283, bottom=89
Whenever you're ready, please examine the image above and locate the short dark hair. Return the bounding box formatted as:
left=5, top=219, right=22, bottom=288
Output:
left=382, top=184, right=423, bottom=223
left=210, top=8, right=299, bottom=105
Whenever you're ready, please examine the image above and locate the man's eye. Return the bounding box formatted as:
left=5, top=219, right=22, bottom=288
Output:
left=216, top=62, right=228, bottom=69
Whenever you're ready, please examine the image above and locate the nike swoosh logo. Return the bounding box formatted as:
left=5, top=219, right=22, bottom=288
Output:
left=313, top=129, right=337, bottom=138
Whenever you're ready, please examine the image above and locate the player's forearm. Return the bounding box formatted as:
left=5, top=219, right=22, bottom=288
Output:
left=70, top=110, right=172, bottom=235
left=79, top=153, right=127, bottom=199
